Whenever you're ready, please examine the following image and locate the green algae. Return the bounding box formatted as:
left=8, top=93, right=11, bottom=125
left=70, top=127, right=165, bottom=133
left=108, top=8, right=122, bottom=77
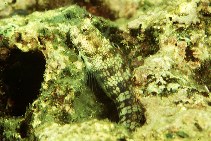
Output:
left=0, top=0, right=210, bottom=140
left=0, top=117, right=23, bottom=140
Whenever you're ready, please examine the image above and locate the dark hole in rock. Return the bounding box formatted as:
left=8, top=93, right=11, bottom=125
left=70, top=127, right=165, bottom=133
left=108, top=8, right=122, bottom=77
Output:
left=19, top=120, right=28, bottom=138
left=2, top=49, right=45, bottom=116
left=0, top=125, right=3, bottom=140
left=87, top=72, right=119, bottom=122
left=95, top=87, right=119, bottom=123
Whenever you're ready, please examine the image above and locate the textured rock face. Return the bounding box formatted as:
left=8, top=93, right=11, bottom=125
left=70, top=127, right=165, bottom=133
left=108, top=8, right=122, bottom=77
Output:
left=0, top=0, right=210, bottom=140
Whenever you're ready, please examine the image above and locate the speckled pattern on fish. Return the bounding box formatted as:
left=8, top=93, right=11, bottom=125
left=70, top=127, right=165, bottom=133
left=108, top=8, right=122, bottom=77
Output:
left=69, top=17, right=145, bottom=130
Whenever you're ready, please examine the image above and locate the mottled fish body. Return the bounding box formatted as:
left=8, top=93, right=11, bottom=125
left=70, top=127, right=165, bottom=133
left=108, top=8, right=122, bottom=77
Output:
left=69, top=18, right=144, bottom=130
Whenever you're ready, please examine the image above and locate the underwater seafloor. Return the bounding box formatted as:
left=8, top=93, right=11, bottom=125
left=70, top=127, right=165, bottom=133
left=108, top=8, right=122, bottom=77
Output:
left=0, top=0, right=210, bottom=140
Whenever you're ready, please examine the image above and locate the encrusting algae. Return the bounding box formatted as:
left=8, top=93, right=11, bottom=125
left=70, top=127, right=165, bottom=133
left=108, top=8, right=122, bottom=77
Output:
left=0, top=0, right=210, bottom=140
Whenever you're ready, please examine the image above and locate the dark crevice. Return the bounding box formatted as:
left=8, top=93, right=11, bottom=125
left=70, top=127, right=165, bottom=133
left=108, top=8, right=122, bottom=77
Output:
left=194, top=58, right=211, bottom=92
left=73, top=0, right=116, bottom=20
left=140, top=27, right=160, bottom=57
left=0, top=125, right=3, bottom=140
left=185, top=46, right=199, bottom=62
left=86, top=72, right=119, bottom=122
left=1, top=49, right=46, bottom=116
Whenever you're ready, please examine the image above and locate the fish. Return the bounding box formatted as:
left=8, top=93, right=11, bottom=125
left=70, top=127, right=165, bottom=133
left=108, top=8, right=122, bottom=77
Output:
left=68, top=17, right=145, bottom=131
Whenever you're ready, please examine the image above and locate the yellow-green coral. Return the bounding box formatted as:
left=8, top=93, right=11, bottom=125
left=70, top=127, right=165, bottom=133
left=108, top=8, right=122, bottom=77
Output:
left=0, top=0, right=211, bottom=140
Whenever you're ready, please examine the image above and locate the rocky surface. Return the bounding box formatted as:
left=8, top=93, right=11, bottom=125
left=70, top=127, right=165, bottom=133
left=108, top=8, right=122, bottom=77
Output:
left=0, top=0, right=210, bottom=140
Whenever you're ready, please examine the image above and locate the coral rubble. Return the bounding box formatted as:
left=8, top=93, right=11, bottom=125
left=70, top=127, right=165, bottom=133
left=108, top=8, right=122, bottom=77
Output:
left=0, top=0, right=210, bottom=140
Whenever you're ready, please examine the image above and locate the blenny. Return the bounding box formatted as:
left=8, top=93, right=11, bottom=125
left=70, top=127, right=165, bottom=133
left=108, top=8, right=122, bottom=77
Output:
left=69, top=17, right=144, bottom=130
